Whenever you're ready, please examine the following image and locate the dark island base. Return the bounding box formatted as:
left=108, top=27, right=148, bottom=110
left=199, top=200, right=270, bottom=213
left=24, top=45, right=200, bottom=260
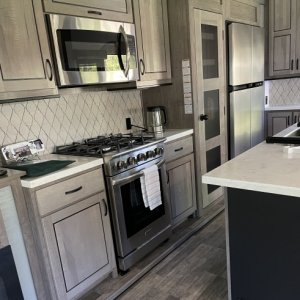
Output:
left=227, top=188, right=300, bottom=300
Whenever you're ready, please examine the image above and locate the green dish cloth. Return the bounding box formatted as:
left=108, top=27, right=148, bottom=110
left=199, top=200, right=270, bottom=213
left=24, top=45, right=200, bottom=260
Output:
left=5, top=160, right=75, bottom=178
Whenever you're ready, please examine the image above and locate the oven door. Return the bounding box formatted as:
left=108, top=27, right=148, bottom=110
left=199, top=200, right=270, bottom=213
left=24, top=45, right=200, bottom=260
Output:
left=108, top=160, right=171, bottom=258
left=48, top=14, right=139, bottom=86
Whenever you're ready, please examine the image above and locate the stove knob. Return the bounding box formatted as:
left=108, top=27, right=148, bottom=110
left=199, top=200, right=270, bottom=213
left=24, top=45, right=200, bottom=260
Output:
left=117, top=160, right=125, bottom=170
left=146, top=150, right=155, bottom=159
left=154, top=147, right=164, bottom=156
left=127, top=156, right=136, bottom=166
left=137, top=153, right=146, bottom=162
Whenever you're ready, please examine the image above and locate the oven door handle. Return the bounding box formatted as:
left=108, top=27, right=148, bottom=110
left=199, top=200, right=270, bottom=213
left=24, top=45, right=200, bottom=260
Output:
left=112, top=160, right=165, bottom=186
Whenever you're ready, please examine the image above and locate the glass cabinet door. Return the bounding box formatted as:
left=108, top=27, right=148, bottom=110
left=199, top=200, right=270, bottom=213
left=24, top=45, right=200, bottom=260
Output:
left=192, top=9, right=226, bottom=208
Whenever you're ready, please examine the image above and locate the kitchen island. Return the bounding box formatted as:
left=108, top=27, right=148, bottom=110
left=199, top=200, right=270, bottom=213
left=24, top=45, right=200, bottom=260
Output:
left=202, top=124, right=300, bottom=300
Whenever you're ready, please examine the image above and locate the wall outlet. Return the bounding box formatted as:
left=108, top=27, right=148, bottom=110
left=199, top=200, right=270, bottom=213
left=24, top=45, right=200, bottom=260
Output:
left=126, top=118, right=132, bottom=130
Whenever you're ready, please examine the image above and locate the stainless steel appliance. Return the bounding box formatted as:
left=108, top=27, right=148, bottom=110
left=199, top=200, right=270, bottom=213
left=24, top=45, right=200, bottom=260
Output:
left=47, top=14, right=139, bottom=87
left=228, top=23, right=265, bottom=158
left=55, top=134, right=172, bottom=271
left=146, top=106, right=167, bottom=138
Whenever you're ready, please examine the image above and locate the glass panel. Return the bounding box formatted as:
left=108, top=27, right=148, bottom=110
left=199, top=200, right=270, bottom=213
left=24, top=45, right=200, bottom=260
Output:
left=206, top=146, right=221, bottom=194
left=201, top=24, right=219, bottom=79
left=204, top=90, right=220, bottom=140
left=57, top=29, right=136, bottom=72
left=121, top=170, right=165, bottom=238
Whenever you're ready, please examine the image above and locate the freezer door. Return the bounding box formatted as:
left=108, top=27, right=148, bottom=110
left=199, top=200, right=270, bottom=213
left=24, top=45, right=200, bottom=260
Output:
left=251, top=85, right=265, bottom=147
left=230, top=89, right=251, bottom=158
left=252, top=27, right=265, bottom=83
left=229, top=23, right=252, bottom=86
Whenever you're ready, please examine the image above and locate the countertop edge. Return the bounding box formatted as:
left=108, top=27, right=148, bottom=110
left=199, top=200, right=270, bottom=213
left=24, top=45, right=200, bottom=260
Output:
left=164, top=129, right=194, bottom=143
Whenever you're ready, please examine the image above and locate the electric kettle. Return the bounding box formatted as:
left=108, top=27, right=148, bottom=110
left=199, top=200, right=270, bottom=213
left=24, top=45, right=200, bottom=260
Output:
left=146, top=106, right=167, bottom=137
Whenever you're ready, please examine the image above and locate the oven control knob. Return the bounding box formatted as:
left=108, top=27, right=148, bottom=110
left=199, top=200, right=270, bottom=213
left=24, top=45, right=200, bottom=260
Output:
left=117, top=160, right=125, bottom=170
left=137, top=153, right=146, bottom=162
left=146, top=150, right=155, bottom=159
left=127, top=156, right=136, bottom=166
left=154, top=147, right=164, bottom=156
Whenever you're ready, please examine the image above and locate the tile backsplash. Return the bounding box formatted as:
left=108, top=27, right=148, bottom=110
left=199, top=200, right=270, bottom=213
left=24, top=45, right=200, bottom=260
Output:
left=0, top=89, right=143, bottom=153
left=267, top=78, right=300, bottom=106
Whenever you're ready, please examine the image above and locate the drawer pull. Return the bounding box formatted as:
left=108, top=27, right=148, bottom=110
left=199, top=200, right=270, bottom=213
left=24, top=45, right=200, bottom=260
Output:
left=102, top=199, right=108, bottom=216
left=65, top=186, right=83, bottom=195
left=88, top=10, right=102, bottom=15
left=174, top=147, right=183, bottom=152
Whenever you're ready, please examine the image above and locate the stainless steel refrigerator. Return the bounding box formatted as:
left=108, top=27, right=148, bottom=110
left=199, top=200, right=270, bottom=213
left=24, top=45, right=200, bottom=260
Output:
left=228, top=22, right=265, bottom=158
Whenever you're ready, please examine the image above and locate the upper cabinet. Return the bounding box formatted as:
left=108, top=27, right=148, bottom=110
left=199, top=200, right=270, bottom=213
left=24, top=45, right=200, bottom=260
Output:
left=267, top=0, right=300, bottom=78
left=192, top=0, right=223, bottom=14
left=133, top=0, right=172, bottom=87
left=43, top=0, right=133, bottom=22
left=0, top=0, right=57, bottom=101
left=225, top=0, right=264, bottom=26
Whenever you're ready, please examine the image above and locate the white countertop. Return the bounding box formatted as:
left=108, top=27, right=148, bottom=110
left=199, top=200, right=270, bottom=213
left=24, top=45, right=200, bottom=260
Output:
left=202, top=124, right=300, bottom=197
left=163, top=129, right=193, bottom=143
left=265, top=105, right=300, bottom=111
left=20, top=154, right=103, bottom=189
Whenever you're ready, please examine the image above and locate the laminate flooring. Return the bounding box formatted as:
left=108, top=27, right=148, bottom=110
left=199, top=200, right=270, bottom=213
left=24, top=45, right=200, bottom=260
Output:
left=117, top=212, right=227, bottom=300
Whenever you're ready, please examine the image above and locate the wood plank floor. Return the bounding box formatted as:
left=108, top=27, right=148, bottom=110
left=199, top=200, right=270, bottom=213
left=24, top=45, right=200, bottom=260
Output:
left=117, top=212, right=227, bottom=300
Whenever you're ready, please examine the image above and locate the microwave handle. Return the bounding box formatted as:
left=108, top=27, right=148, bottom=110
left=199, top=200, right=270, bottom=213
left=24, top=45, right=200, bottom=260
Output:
left=118, top=25, right=130, bottom=78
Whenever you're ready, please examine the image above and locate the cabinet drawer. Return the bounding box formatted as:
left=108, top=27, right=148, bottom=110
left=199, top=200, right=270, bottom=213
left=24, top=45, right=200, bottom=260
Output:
left=165, top=136, right=193, bottom=162
left=36, top=168, right=104, bottom=216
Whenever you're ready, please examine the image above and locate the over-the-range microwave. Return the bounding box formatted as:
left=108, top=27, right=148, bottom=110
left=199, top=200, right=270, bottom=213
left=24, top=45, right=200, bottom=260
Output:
left=47, top=14, right=139, bottom=87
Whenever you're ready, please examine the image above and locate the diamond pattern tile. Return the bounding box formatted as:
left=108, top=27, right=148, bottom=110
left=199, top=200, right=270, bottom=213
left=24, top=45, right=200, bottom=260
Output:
left=0, top=90, right=143, bottom=154
left=267, top=78, right=300, bottom=106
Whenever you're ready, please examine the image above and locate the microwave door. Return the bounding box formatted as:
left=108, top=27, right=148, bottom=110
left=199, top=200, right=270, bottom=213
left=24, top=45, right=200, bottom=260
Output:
left=118, top=25, right=130, bottom=78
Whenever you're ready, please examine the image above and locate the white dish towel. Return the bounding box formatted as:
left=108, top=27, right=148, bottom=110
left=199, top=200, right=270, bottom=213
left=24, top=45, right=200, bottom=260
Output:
left=140, top=164, right=162, bottom=210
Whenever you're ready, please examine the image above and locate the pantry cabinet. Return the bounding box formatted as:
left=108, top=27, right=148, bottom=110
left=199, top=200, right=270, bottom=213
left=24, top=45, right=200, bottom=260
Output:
left=165, top=135, right=197, bottom=226
left=225, top=0, right=264, bottom=26
left=24, top=167, right=117, bottom=300
left=43, top=0, right=133, bottom=22
left=268, top=0, right=300, bottom=78
left=133, top=0, right=171, bottom=87
left=0, top=0, right=57, bottom=101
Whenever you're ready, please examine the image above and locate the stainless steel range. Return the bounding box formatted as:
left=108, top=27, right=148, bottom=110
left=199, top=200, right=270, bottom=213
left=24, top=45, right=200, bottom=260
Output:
left=55, top=133, right=172, bottom=271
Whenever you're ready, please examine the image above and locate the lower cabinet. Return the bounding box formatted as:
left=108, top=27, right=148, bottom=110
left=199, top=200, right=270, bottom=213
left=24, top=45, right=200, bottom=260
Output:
left=24, top=167, right=117, bottom=300
left=165, top=136, right=197, bottom=226
left=266, top=110, right=297, bottom=136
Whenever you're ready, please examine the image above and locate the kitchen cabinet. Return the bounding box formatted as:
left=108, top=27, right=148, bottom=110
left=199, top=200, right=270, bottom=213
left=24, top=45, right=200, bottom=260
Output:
left=133, top=0, right=172, bottom=87
left=193, top=0, right=223, bottom=14
left=43, top=0, right=133, bottom=22
left=266, top=110, right=300, bottom=136
left=0, top=0, right=57, bottom=101
left=24, top=167, right=117, bottom=300
left=225, top=0, right=264, bottom=26
left=165, top=135, right=197, bottom=226
left=268, top=0, right=300, bottom=78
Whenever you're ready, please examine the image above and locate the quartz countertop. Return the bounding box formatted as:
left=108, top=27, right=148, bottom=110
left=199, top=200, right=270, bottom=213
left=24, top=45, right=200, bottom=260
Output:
left=265, top=105, right=300, bottom=111
left=19, top=154, right=103, bottom=189
left=202, top=124, right=300, bottom=197
left=163, top=129, right=193, bottom=143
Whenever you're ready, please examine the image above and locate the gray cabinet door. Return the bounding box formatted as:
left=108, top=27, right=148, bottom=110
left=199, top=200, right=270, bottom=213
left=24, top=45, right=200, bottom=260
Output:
left=268, top=0, right=297, bottom=77
left=267, top=111, right=293, bottom=136
left=0, top=0, right=56, bottom=100
left=166, top=154, right=196, bottom=226
left=43, top=0, right=133, bottom=22
left=42, top=192, right=116, bottom=300
left=133, top=0, right=171, bottom=87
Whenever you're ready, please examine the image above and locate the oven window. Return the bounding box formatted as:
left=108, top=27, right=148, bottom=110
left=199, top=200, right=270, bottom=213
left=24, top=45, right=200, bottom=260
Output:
left=56, top=29, right=136, bottom=72
left=121, top=171, right=165, bottom=238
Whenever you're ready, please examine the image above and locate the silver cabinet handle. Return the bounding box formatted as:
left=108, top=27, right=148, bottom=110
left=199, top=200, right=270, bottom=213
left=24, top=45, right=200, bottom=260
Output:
left=45, top=59, right=53, bottom=81
left=102, top=199, right=108, bottom=216
left=140, top=59, right=145, bottom=75
left=88, top=10, right=102, bottom=15
left=65, top=186, right=82, bottom=195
